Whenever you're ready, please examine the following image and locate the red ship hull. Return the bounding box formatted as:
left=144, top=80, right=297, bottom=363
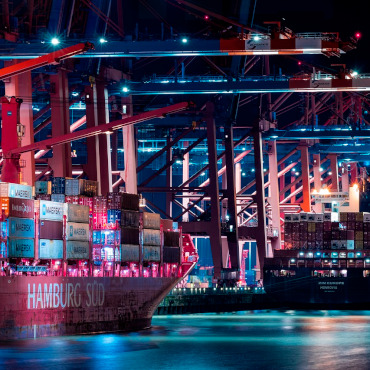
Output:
left=0, top=276, right=182, bottom=339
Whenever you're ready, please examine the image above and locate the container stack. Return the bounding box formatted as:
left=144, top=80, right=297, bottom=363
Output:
left=35, top=181, right=51, bottom=201
left=284, top=212, right=370, bottom=251
left=38, top=200, right=64, bottom=259
left=51, top=177, right=66, bottom=203
left=120, top=193, right=140, bottom=266
left=141, top=212, right=161, bottom=264
left=65, top=203, right=90, bottom=260
left=163, top=229, right=182, bottom=264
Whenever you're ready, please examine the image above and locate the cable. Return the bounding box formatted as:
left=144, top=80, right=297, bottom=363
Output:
left=250, top=0, right=258, bottom=28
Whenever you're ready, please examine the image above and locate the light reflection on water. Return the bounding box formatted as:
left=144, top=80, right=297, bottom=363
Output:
left=1, top=311, right=370, bottom=369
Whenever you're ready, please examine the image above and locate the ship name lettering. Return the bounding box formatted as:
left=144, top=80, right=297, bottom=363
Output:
left=86, top=281, right=104, bottom=307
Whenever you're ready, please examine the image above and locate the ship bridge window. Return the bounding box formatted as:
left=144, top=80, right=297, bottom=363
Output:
left=331, top=252, right=338, bottom=258
left=279, top=270, right=296, bottom=277
left=340, top=269, right=347, bottom=277
left=306, top=252, right=314, bottom=258
left=348, top=252, right=355, bottom=258
left=356, top=252, right=362, bottom=258
left=339, top=252, right=347, bottom=258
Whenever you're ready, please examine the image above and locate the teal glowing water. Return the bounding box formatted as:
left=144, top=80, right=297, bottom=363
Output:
left=2, top=311, right=370, bottom=369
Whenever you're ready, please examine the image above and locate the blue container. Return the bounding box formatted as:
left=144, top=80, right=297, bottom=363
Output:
left=101, top=230, right=115, bottom=245
left=51, top=194, right=65, bottom=203
left=8, top=217, right=34, bottom=238
left=51, top=177, right=66, bottom=194
left=8, top=237, right=34, bottom=258
left=107, top=209, right=121, bottom=225
left=35, top=181, right=50, bottom=195
left=93, top=230, right=101, bottom=244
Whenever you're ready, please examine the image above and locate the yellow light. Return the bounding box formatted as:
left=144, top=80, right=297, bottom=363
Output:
left=319, top=188, right=330, bottom=194
left=353, top=183, right=359, bottom=191
left=312, top=189, right=318, bottom=194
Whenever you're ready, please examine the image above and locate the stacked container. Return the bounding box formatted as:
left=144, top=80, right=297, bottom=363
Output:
left=0, top=188, right=35, bottom=259
left=163, top=229, right=181, bottom=263
left=107, top=193, right=121, bottom=228
left=141, top=212, right=161, bottom=263
left=120, top=193, right=140, bottom=264
left=64, top=203, right=90, bottom=260
left=51, top=177, right=66, bottom=203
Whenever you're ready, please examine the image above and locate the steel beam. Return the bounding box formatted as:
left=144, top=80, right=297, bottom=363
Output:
left=328, top=154, right=339, bottom=191
left=299, top=143, right=311, bottom=212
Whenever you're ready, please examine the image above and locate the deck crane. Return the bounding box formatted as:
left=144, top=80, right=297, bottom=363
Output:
left=0, top=42, right=94, bottom=183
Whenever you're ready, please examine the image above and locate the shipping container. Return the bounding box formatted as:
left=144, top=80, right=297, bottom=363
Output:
left=66, top=241, right=89, bottom=259
left=39, top=239, right=63, bottom=259
left=121, top=210, right=140, bottom=228
left=35, top=194, right=51, bottom=201
left=0, top=197, right=34, bottom=219
left=120, top=244, right=140, bottom=262
left=64, top=203, right=89, bottom=223
left=164, top=231, right=180, bottom=247
left=65, top=179, right=84, bottom=196
left=66, top=222, right=89, bottom=241
left=121, top=227, right=140, bottom=245
left=7, top=217, right=34, bottom=238
left=51, top=194, right=65, bottom=203
left=0, top=183, right=33, bottom=199
left=142, top=229, right=161, bottom=246
left=101, top=230, right=117, bottom=245
left=39, top=220, right=63, bottom=240
left=39, top=200, right=64, bottom=221
left=107, top=209, right=121, bottom=225
left=65, top=196, right=79, bottom=204
left=161, top=219, right=173, bottom=231
left=93, top=230, right=101, bottom=244
left=35, top=181, right=51, bottom=195
left=83, top=180, right=98, bottom=197
left=51, top=177, right=66, bottom=194
left=142, top=212, right=161, bottom=230
left=8, top=237, right=34, bottom=258
left=143, top=246, right=161, bottom=262
left=120, top=192, right=140, bottom=211
left=163, top=246, right=181, bottom=263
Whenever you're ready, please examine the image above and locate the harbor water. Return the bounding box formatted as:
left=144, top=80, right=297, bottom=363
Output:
left=2, top=311, right=370, bottom=369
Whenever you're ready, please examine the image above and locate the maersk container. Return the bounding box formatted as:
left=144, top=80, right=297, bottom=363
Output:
left=143, top=246, right=161, bottom=262
left=39, top=239, right=63, bottom=259
left=120, top=244, right=140, bottom=262
left=0, top=197, right=34, bottom=218
left=7, top=217, right=34, bottom=238
left=120, top=192, right=140, bottom=211
left=64, top=203, right=89, bottom=223
left=35, top=181, right=51, bottom=195
left=0, top=183, right=33, bottom=199
left=39, top=220, right=63, bottom=240
left=66, top=222, right=89, bottom=241
left=163, top=246, right=181, bottom=263
left=121, top=227, right=140, bottom=245
left=8, top=237, right=34, bottom=258
left=51, top=194, right=65, bottom=203
left=142, top=229, right=161, bottom=246
left=164, top=231, right=180, bottom=247
left=39, top=200, right=64, bottom=221
left=66, top=241, right=89, bottom=259
left=142, top=212, right=161, bottom=230
left=121, top=210, right=140, bottom=228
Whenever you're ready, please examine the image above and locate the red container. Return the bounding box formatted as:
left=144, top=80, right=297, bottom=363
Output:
left=39, top=220, right=63, bottom=240
left=0, top=197, right=34, bottom=219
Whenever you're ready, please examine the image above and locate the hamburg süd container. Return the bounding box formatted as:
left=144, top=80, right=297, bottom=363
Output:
left=142, top=212, right=161, bottom=230
left=143, top=246, right=161, bottom=262
left=66, top=222, right=89, bottom=241
left=0, top=183, right=33, bottom=199
left=142, top=229, right=161, bottom=246
left=8, top=237, right=34, bottom=258
left=121, top=210, right=140, bottom=228
left=120, top=244, right=140, bottom=262
left=7, top=217, right=34, bottom=238
left=64, top=203, right=90, bottom=223
left=66, top=241, right=89, bottom=259
left=0, top=197, right=34, bottom=219
left=39, top=200, right=64, bottom=221
left=39, top=220, right=63, bottom=240
left=39, top=239, right=63, bottom=259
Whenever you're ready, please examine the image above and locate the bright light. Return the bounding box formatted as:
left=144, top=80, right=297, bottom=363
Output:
left=351, top=71, right=358, bottom=77
left=295, top=172, right=299, bottom=176
left=204, top=15, right=209, bottom=20
left=319, top=188, right=330, bottom=194
left=51, top=37, right=60, bottom=45
left=71, top=92, right=79, bottom=97
left=253, top=36, right=260, bottom=41
left=319, top=167, right=323, bottom=172
left=355, top=32, right=361, bottom=39
left=122, top=86, right=129, bottom=93
left=201, top=172, right=206, bottom=176
left=181, top=38, right=188, bottom=43
left=328, top=171, right=332, bottom=175
left=353, top=183, right=359, bottom=191
left=99, top=38, right=108, bottom=43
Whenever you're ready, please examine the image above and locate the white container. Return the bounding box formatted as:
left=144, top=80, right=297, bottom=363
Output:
left=299, top=213, right=308, bottom=222
left=66, top=241, right=89, bottom=259
left=291, top=214, right=300, bottom=222
left=120, top=244, right=140, bottom=262
left=307, top=213, right=315, bottom=222
left=324, top=213, right=332, bottom=222
left=284, top=214, right=292, bottom=223
left=314, top=214, right=324, bottom=222
left=39, top=200, right=64, bottom=221
left=143, top=246, right=161, bottom=262
left=39, top=239, right=63, bottom=259
left=0, top=183, right=33, bottom=199
left=364, top=213, right=370, bottom=222
left=66, top=222, right=89, bottom=241
left=142, top=212, right=161, bottom=230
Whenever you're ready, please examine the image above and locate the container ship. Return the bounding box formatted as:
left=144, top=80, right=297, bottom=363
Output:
left=263, top=211, right=370, bottom=308
left=0, top=179, right=198, bottom=339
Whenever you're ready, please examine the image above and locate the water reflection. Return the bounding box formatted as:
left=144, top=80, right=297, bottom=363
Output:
left=1, top=311, right=370, bottom=369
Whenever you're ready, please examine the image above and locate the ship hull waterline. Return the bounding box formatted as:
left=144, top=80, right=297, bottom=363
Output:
left=0, top=275, right=182, bottom=340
